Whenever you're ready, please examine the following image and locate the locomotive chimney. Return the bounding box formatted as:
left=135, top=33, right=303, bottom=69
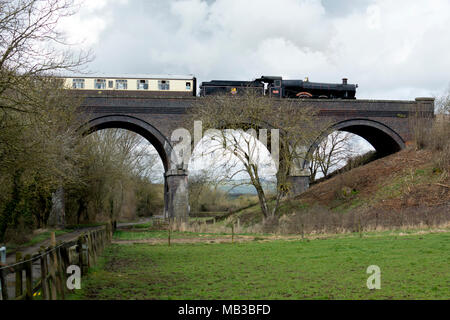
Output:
left=342, top=78, right=348, bottom=85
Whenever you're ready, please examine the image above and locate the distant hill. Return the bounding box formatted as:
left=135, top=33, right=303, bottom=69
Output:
left=217, top=178, right=276, bottom=195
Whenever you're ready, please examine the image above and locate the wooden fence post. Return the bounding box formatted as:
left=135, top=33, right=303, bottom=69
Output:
left=15, top=252, right=23, bottom=298
left=24, top=254, right=32, bottom=300
left=94, top=231, right=99, bottom=259
left=81, top=236, right=88, bottom=275
left=77, top=235, right=89, bottom=276
left=48, top=248, right=57, bottom=300
left=50, top=232, right=63, bottom=299
left=87, top=232, right=93, bottom=266
left=88, top=232, right=94, bottom=267
left=93, top=231, right=98, bottom=263
left=168, top=218, right=172, bottom=247
left=40, top=248, right=49, bottom=300
left=60, top=246, right=70, bottom=274
left=232, top=224, right=235, bottom=244
left=56, top=246, right=65, bottom=300
left=0, top=266, right=8, bottom=300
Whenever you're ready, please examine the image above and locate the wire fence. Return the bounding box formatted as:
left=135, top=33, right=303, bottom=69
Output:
left=0, top=223, right=113, bottom=300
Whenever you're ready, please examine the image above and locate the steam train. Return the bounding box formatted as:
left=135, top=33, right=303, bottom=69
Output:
left=62, top=74, right=357, bottom=99
left=200, top=76, right=358, bottom=99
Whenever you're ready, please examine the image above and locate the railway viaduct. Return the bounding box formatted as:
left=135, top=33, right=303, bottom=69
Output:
left=56, top=93, right=434, bottom=222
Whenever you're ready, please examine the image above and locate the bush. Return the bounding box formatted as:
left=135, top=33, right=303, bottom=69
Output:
left=411, top=111, right=449, bottom=173
left=431, top=115, right=450, bottom=172
left=3, top=217, right=33, bottom=245
left=410, top=111, right=434, bottom=150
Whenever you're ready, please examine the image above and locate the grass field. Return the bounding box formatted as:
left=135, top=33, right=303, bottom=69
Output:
left=69, top=230, right=450, bottom=300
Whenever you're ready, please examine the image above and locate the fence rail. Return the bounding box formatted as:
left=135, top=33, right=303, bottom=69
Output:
left=0, top=223, right=113, bottom=300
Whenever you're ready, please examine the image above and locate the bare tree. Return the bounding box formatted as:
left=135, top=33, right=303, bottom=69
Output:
left=308, top=131, right=355, bottom=182
left=0, top=0, right=89, bottom=91
left=189, top=91, right=326, bottom=218
left=188, top=169, right=212, bottom=213
left=0, top=0, right=90, bottom=238
left=435, top=86, right=450, bottom=115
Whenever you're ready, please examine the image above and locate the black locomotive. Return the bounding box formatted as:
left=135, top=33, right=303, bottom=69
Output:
left=200, top=76, right=357, bottom=99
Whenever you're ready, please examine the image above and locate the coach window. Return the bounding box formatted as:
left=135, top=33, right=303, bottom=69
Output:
left=138, top=79, right=149, bottom=90
left=72, top=78, right=85, bottom=89
left=158, top=80, right=170, bottom=90
left=95, top=79, right=106, bottom=90
left=108, top=80, right=114, bottom=88
left=186, top=82, right=191, bottom=90
left=116, top=79, right=128, bottom=90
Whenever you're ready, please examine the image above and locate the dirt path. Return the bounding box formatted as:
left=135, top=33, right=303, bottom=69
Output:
left=112, top=228, right=450, bottom=245
left=2, top=226, right=103, bottom=299
left=4, top=218, right=152, bottom=264
left=5, top=226, right=102, bottom=265
left=116, top=217, right=152, bottom=229
left=112, top=234, right=305, bottom=245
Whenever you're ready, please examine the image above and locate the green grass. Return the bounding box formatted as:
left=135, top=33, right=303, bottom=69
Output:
left=69, top=231, right=450, bottom=300
left=129, top=222, right=153, bottom=229
left=374, top=166, right=441, bottom=202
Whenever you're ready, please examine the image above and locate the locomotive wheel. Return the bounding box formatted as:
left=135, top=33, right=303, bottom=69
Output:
left=296, top=91, right=313, bottom=98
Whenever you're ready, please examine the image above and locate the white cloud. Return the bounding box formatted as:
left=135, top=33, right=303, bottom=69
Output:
left=59, top=0, right=129, bottom=48
left=64, top=0, right=450, bottom=99
left=329, top=0, right=450, bottom=98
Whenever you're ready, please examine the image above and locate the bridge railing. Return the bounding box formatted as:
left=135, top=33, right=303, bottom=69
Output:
left=0, top=223, right=113, bottom=300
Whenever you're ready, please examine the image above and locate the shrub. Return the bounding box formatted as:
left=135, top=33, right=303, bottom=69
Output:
left=3, top=217, right=33, bottom=245
left=410, top=110, right=433, bottom=150
left=411, top=110, right=449, bottom=172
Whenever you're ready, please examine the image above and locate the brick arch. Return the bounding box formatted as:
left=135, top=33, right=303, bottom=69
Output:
left=332, top=119, right=405, bottom=155
left=303, top=118, right=406, bottom=169
left=81, top=114, right=177, bottom=172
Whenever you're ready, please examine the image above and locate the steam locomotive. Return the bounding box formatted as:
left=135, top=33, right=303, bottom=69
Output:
left=200, top=76, right=358, bottom=99
left=62, top=74, right=357, bottom=99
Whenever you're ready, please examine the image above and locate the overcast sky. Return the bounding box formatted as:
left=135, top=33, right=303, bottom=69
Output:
left=61, top=0, right=450, bottom=100
left=58, top=0, right=447, bottom=182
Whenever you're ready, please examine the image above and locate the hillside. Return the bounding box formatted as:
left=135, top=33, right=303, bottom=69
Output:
left=297, top=147, right=449, bottom=212
left=230, top=147, right=449, bottom=233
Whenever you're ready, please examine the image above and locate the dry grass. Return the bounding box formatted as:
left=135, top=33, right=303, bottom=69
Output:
left=412, top=111, right=450, bottom=173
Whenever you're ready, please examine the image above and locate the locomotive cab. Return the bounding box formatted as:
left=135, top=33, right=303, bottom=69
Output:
left=256, top=76, right=283, bottom=97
